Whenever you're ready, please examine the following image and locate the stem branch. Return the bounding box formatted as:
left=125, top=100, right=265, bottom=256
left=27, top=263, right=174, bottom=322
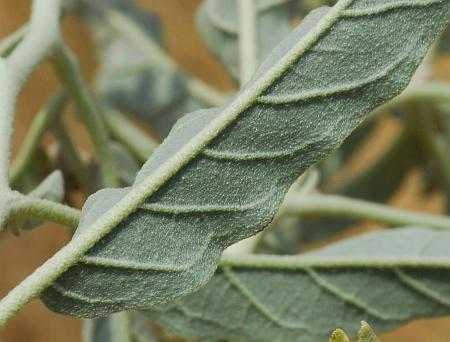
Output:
left=238, top=0, right=258, bottom=86
left=10, top=91, right=67, bottom=186
left=285, top=194, right=450, bottom=231
left=12, top=192, right=81, bottom=229
left=0, top=0, right=62, bottom=192
left=51, top=44, right=119, bottom=187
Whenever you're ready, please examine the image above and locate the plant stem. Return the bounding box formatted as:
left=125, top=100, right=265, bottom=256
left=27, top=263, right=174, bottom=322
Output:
left=103, top=109, right=158, bottom=163
left=10, top=91, right=67, bottom=186
left=0, top=0, right=62, bottom=192
left=51, top=44, right=119, bottom=188
left=52, top=118, right=96, bottom=192
left=11, top=192, right=81, bottom=229
left=238, top=0, right=258, bottom=86
left=377, top=82, right=450, bottom=113
left=102, top=8, right=229, bottom=107
left=284, top=194, right=450, bottom=231
left=186, top=79, right=229, bottom=108
left=0, top=24, right=27, bottom=58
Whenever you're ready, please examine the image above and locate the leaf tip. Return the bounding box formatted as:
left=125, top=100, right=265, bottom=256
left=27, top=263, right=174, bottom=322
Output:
left=329, top=328, right=350, bottom=342
left=359, top=321, right=380, bottom=342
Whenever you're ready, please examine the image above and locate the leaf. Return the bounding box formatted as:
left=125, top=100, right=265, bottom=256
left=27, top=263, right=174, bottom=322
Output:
left=8, top=170, right=65, bottom=232
left=84, top=311, right=157, bottom=342
left=147, top=228, right=450, bottom=342
left=196, top=0, right=294, bottom=81
left=41, top=0, right=450, bottom=318
left=84, top=1, right=189, bottom=136
left=111, top=142, right=141, bottom=187
left=27, top=170, right=65, bottom=203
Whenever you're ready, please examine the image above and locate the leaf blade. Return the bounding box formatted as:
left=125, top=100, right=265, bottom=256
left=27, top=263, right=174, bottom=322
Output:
left=147, top=228, right=450, bottom=342
left=41, top=0, right=450, bottom=317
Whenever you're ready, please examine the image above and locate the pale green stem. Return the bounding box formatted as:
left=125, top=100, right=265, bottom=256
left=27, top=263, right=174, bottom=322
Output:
left=377, top=82, right=450, bottom=113
left=0, top=0, right=62, bottom=192
left=220, top=252, right=450, bottom=269
left=11, top=192, right=80, bottom=229
left=186, top=79, right=229, bottom=108
left=10, top=91, right=67, bottom=186
left=227, top=0, right=259, bottom=256
left=284, top=194, right=450, bottom=231
left=238, top=0, right=258, bottom=86
left=113, top=312, right=133, bottom=342
left=102, top=8, right=229, bottom=107
left=52, top=118, right=96, bottom=192
left=51, top=44, right=119, bottom=187
left=104, top=109, right=158, bottom=163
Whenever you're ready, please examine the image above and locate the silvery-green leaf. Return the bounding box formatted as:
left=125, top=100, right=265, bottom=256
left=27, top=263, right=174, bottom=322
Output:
left=196, top=0, right=293, bottom=81
left=84, top=311, right=157, bottom=342
left=13, top=147, right=50, bottom=194
left=111, top=143, right=141, bottom=186
left=83, top=0, right=188, bottom=136
left=147, top=228, right=450, bottom=342
left=28, top=170, right=64, bottom=203
left=41, top=0, right=450, bottom=318
left=14, top=170, right=65, bottom=231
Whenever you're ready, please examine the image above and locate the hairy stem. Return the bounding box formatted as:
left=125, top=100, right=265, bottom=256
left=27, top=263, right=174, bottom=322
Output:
left=284, top=194, right=450, bottom=231
left=377, top=82, right=450, bottom=113
left=103, top=109, right=158, bottom=163
left=51, top=44, right=119, bottom=187
left=11, top=192, right=81, bottom=229
left=10, top=91, right=67, bottom=186
left=238, top=0, right=258, bottom=86
left=0, top=0, right=62, bottom=192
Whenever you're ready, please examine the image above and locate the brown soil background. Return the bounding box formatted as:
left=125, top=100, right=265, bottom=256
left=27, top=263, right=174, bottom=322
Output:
left=1, top=1, right=450, bottom=341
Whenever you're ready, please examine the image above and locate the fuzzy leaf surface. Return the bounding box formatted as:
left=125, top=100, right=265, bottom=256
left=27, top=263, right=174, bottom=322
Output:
left=196, top=0, right=294, bottom=81
left=147, top=228, right=450, bottom=342
left=41, top=0, right=450, bottom=317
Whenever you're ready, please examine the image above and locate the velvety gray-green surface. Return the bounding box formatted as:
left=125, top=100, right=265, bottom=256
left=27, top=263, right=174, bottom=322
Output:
left=41, top=0, right=450, bottom=318
left=147, top=228, right=450, bottom=342
left=196, top=0, right=293, bottom=81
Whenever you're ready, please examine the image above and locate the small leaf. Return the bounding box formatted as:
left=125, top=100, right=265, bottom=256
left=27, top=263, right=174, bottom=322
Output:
left=196, top=0, right=294, bottom=81
left=329, top=329, right=350, bottom=342
left=147, top=228, right=450, bottom=342
left=84, top=0, right=189, bottom=136
left=359, top=321, right=380, bottom=342
left=41, top=0, right=450, bottom=318
left=111, top=143, right=141, bottom=186
left=10, top=170, right=65, bottom=232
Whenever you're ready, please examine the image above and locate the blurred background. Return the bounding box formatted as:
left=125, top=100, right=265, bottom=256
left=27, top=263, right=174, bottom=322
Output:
left=1, top=0, right=450, bottom=341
